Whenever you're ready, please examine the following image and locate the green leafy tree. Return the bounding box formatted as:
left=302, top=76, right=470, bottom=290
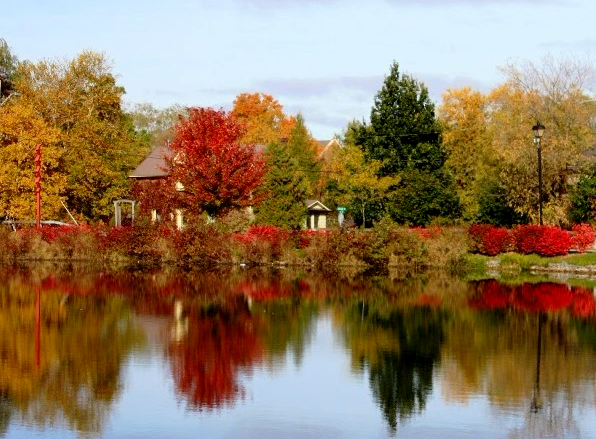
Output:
left=331, top=141, right=398, bottom=227
left=0, top=38, right=18, bottom=98
left=389, top=170, right=461, bottom=226
left=127, top=102, right=187, bottom=148
left=255, top=141, right=308, bottom=228
left=358, top=62, right=444, bottom=175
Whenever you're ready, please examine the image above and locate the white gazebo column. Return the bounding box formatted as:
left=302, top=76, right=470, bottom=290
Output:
left=175, top=209, right=183, bottom=230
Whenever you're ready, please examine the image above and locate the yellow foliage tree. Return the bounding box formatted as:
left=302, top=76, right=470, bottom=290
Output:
left=9, top=51, right=149, bottom=221
left=0, top=103, right=64, bottom=220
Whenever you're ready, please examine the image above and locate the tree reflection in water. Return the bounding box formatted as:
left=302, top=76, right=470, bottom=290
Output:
left=337, top=302, right=445, bottom=435
left=462, top=280, right=596, bottom=438
left=0, top=270, right=142, bottom=436
left=1, top=266, right=596, bottom=438
left=167, top=298, right=265, bottom=409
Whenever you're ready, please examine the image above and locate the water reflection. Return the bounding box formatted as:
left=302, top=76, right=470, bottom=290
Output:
left=0, top=266, right=595, bottom=438
left=0, top=270, right=142, bottom=436
left=336, top=304, right=444, bottom=434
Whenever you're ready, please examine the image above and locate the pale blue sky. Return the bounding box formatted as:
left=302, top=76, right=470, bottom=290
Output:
left=3, top=0, right=595, bottom=138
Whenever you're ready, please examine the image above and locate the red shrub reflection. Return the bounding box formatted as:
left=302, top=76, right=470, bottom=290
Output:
left=470, top=281, right=596, bottom=319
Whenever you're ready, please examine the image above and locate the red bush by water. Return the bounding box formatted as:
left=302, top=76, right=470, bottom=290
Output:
left=468, top=225, right=512, bottom=256
left=572, top=224, right=595, bottom=253
left=533, top=227, right=572, bottom=256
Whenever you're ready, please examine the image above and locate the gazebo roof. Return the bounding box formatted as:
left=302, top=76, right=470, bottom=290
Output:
left=305, top=199, right=332, bottom=212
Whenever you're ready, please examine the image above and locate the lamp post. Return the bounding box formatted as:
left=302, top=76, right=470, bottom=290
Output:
left=532, top=122, right=545, bottom=225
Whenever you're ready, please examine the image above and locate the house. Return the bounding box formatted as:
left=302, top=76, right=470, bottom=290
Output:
left=129, top=143, right=335, bottom=229
left=316, top=138, right=341, bottom=163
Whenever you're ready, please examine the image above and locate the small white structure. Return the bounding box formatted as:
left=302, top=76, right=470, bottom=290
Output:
left=305, top=199, right=332, bottom=230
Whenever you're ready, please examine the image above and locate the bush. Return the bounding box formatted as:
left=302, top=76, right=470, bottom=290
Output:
left=572, top=224, right=595, bottom=253
left=534, top=227, right=572, bottom=256
left=469, top=224, right=512, bottom=256
left=232, top=225, right=291, bottom=264
left=425, top=228, right=470, bottom=270
left=512, top=225, right=572, bottom=256
left=512, top=225, right=544, bottom=255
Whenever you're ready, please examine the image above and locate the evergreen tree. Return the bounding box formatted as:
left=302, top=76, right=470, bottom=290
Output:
left=255, top=141, right=308, bottom=228
left=287, top=114, right=320, bottom=196
left=355, top=62, right=460, bottom=225
left=359, top=62, right=444, bottom=176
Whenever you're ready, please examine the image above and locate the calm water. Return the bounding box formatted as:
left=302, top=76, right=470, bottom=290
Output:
left=1, top=265, right=596, bottom=439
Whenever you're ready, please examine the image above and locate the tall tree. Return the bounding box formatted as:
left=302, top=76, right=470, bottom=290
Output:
left=9, top=51, right=149, bottom=221
left=255, top=140, right=308, bottom=228
left=438, top=56, right=595, bottom=225
left=438, top=87, right=494, bottom=220
left=331, top=141, right=398, bottom=228
left=286, top=113, right=321, bottom=196
left=127, top=102, right=187, bottom=148
left=355, top=62, right=460, bottom=225
left=487, top=56, right=595, bottom=224
left=167, top=108, right=267, bottom=218
left=359, top=62, right=444, bottom=176
left=0, top=102, right=64, bottom=220
left=231, top=93, right=295, bottom=146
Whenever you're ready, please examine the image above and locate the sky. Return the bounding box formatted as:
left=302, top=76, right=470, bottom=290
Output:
left=2, top=0, right=595, bottom=139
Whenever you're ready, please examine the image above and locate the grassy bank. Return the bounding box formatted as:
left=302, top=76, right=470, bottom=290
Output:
left=464, top=252, right=596, bottom=274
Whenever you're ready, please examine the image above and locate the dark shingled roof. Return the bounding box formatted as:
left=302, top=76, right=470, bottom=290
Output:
left=129, top=144, right=268, bottom=179
left=129, top=146, right=172, bottom=179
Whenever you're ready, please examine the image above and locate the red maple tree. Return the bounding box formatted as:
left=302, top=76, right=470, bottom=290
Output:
left=167, top=108, right=268, bottom=218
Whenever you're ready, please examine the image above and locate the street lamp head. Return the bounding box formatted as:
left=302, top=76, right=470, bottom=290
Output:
left=532, top=121, right=545, bottom=139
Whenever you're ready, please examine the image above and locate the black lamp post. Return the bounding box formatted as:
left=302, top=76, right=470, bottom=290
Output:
left=532, top=122, right=546, bottom=225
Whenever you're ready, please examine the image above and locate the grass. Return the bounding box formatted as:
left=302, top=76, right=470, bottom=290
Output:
left=496, top=251, right=596, bottom=269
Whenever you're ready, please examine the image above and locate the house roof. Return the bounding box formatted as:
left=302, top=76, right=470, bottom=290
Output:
left=317, top=138, right=341, bottom=163
left=129, top=143, right=267, bottom=179
left=129, top=146, right=172, bottom=179
left=305, top=199, right=332, bottom=212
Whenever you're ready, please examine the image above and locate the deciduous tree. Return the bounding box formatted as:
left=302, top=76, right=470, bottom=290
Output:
left=331, top=141, right=398, bottom=227
left=10, top=51, right=149, bottom=221
left=231, top=93, right=294, bottom=146
left=438, top=87, right=494, bottom=220
left=167, top=108, right=268, bottom=218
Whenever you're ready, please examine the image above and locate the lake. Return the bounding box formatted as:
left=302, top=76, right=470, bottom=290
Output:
left=1, top=265, right=596, bottom=439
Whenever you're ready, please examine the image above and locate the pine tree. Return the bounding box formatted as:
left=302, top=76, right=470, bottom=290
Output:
left=255, top=141, right=308, bottom=229
left=287, top=114, right=320, bottom=196
left=360, top=61, right=444, bottom=175
left=354, top=62, right=460, bottom=225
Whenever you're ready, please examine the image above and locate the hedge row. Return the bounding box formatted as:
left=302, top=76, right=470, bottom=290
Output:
left=469, top=224, right=595, bottom=256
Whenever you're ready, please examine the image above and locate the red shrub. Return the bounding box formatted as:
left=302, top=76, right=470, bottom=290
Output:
left=512, top=225, right=544, bottom=254
left=233, top=226, right=290, bottom=247
left=534, top=227, right=572, bottom=256
left=468, top=225, right=512, bottom=256
left=572, top=224, right=595, bottom=253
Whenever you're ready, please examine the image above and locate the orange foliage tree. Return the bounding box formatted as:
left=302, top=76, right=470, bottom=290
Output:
left=231, top=93, right=295, bottom=146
